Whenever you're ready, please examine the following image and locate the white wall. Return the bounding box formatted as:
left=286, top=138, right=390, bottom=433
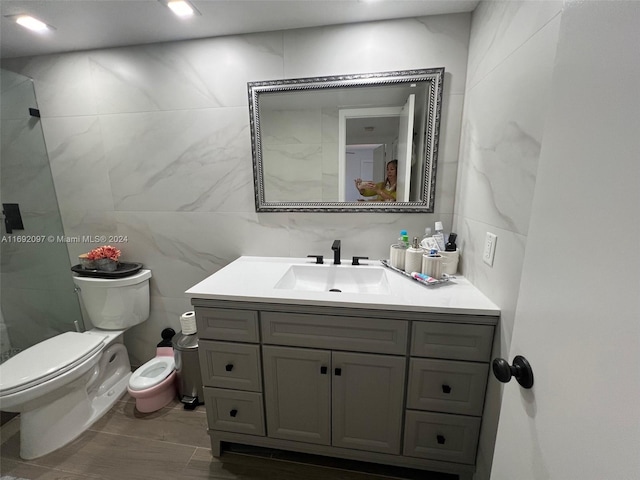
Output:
left=1, top=14, right=471, bottom=365
left=490, top=1, right=640, bottom=477
left=453, top=2, right=563, bottom=478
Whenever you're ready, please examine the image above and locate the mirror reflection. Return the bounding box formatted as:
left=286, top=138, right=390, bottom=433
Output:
left=248, top=68, right=444, bottom=212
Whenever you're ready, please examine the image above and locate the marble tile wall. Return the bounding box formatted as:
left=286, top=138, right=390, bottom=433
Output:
left=262, top=107, right=325, bottom=202
left=453, top=2, right=563, bottom=479
left=1, top=14, right=471, bottom=365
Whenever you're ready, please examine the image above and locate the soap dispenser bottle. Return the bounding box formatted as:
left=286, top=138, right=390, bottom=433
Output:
left=405, top=237, right=423, bottom=274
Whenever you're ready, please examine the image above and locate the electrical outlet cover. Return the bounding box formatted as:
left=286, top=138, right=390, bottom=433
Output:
left=483, top=232, right=497, bottom=266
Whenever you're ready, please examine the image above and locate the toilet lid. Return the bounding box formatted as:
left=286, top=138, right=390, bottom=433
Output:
left=128, top=357, right=175, bottom=391
left=0, top=332, right=106, bottom=396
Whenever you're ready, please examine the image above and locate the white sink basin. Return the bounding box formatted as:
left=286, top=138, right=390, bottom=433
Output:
left=274, top=264, right=392, bottom=294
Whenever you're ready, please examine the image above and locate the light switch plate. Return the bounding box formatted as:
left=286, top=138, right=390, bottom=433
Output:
left=483, top=232, right=497, bottom=266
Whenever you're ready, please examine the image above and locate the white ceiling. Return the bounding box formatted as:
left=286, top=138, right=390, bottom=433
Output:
left=0, top=0, right=478, bottom=59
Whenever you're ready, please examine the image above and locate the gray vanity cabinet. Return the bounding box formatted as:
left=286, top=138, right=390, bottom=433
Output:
left=262, top=345, right=405, bottom=454
left=193, top=302, right=498, bottom=480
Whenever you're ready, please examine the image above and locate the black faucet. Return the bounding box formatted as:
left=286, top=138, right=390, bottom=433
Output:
left=331, top=240, right=341, bottom=265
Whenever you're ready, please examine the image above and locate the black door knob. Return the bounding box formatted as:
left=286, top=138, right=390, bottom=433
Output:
left=492, top=355, right=534, bottom=389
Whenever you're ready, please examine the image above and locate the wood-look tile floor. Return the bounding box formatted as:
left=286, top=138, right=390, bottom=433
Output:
left=0, top=395, right=455, bottom=479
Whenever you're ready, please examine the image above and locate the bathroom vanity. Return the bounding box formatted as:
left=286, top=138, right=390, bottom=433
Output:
left=186, top=256, right=499, bottom=480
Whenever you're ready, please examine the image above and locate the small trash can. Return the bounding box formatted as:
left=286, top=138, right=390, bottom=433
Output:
left=172, top=331, right=204, bottom=410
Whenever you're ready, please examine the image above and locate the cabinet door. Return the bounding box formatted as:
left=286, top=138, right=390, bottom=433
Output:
left=332, top=351, right=406, bottom=454
left=262, top=346, right=331, bottom=445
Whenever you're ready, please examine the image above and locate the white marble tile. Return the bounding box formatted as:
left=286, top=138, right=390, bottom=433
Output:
left=89, top=32, right=284, bottom=114
left=284, top=14, right=471, bottom=95
left=263, top=144, right=323, bottom=202
left=2, top=52, right=97, bottom=117
left=112, top=211, right=292, bottom=298
left=41, top=116, right=114, bottom=215
left=58, top=211, right=119, bottom=261
left=467, top=0, right=562, bottom=89
left=261, top=108, right=322, bottom=145
left=455, top=17, right=560, bottom=236
left=100, top=107, right=255, bottom=212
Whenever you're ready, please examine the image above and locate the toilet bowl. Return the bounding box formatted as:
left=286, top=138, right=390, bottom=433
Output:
left=0, top=331, right=131, bottom=459
left=0, top=269, right=152, bottom=459
left=127, top=356, right=177, bottom=413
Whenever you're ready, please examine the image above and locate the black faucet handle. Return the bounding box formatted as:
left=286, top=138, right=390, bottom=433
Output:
left=331, top=240, right=341, bottom=265
left=352, top=256, right=369, bottom=266
left=307, top=255, right=324, bottom=264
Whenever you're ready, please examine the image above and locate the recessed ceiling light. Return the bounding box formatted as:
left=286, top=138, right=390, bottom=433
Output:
left=11, top=15, right=53, bottom=32
left=164, top=0, right=200, bottom=17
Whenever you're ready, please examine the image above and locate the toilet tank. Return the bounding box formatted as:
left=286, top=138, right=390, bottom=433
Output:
left=72, top=269, right=152, bottom=330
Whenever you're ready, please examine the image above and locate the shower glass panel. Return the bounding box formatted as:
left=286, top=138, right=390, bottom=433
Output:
left=0, top=69, right=82, bottom=362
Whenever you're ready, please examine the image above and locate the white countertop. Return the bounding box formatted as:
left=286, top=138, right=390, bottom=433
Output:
left=185, top=256, right=500, bottom=316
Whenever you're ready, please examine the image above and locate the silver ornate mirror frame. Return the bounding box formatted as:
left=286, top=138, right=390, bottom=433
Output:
left=248, top=67, right=444, bottom=213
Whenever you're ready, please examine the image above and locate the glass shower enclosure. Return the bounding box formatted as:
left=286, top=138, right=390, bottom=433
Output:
left=0, top=69, right=82, bottom=362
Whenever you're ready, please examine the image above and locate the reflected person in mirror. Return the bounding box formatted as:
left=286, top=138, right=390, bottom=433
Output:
left=354, top=159, right=397, bottom=202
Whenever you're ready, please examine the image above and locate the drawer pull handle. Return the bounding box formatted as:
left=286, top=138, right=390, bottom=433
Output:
left=442, top=384, right=452, bottom=394
left=334, top=368, right=342, bottom=376
left=437, top=435, right=446, bottom=445
left=225, top=364, right=234, bottom=372
left=229, top=409, right=238, bottom=417
left=320, top=366, right=328, bottom=374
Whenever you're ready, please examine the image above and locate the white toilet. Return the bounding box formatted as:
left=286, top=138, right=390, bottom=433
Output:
left=0, top=269, right=152, bottom=460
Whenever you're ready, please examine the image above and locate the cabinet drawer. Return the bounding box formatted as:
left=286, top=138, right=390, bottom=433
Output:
left=203, top=387, right=265, bottom=436
left=403, top=410, right=481, bottom=465
left=407, top=358, right=488, bottom=416
left=261, top=312, right=408, bottom=355
left=199, top=341, right=262, bottom=392
left=195, top=307, right=259, bottom=343
left=411, top=322, right=493, bottom=361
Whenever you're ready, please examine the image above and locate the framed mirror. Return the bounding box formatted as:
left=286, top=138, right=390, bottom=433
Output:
left=248, top=67, right=444, bottom=212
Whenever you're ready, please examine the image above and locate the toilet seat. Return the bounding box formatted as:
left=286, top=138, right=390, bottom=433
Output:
left=0, top=332, right=106, bottom=396
left=128, top=357, right=175, bottom=391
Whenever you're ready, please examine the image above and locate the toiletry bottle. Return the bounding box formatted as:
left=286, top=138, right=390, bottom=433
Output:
left=433, top=221, right=446, bottom=251
left=445, top=232, right=457, bottom=252
left=405, top=237, right=423, bottom=274
left=420, top=227, right=432, bottom=249
left=400, top=230, right=410, bottom=248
